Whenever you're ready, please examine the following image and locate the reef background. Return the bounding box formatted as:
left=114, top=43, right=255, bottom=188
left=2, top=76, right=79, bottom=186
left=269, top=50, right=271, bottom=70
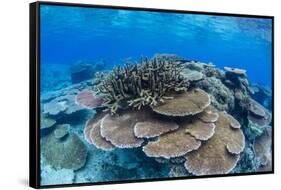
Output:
left=39, top=4, right=273, bottom=186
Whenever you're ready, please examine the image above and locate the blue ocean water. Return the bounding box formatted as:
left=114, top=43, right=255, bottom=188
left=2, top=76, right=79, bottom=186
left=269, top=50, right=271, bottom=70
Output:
left=40, top=5, right=272, bottom=87
left=39, top=4, right=273, bottom=186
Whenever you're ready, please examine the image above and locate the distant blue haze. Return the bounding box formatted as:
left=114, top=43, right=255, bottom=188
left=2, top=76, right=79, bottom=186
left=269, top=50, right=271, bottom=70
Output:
left=40, top=5, right=272, bottom=86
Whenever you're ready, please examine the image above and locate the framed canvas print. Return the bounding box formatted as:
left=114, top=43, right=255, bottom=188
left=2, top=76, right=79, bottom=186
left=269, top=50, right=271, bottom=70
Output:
left=29, top=1, right=274, bottom=188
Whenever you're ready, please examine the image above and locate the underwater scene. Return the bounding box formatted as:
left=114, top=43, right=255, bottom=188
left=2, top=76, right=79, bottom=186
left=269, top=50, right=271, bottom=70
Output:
left=39, top=4, right=273, bottom=186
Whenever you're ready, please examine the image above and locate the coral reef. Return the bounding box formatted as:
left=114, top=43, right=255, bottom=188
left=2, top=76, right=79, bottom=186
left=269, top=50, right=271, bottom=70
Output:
left=248, top=99, right=272, bottom=128
left=75, top=90, right=104, bottom=109
left=182, top=69, right=204, bottom=82
left=43, top=99, right=68, bottom=115
left=224, top=66, right=247, bottom=77
left=143, top=126, right=201, bottom=159
left=42, top=80, right=94, bottom=117
left=54, top=124, right=70, bottom=139
left=42, top=129, right=88, bottom=170
left=151, top=89, right=210, bottom=116
left=93, top=55, right=189, bottom=114
left=134, top=118, right=179, bottom=139
left=84, top=113, right=115, bottom=151
left=232, top=144, right=260, bottom=173
left=40, top=54, right=272, bottom=183
left=84, top=99, right=244, bottom=175
left=100, top=111, right=145, bottom=148
left=244, top=98, right=272, bottom=141
left=184, top=112, right=245, bottom=175
left=183, top=119, right=216, bottom=141
left=254, top=127, right=272, bottom=171
left=168, top=164, right=192, bottom=177
left=196, top=77, right=235, bottom=111
left=41, top=114, right=56, bottom=130
left=79, top=55, right=273, bottom=177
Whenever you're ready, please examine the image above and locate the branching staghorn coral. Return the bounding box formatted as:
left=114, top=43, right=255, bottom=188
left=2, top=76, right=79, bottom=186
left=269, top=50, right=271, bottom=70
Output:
left=93, top=56, right=189, bottom=114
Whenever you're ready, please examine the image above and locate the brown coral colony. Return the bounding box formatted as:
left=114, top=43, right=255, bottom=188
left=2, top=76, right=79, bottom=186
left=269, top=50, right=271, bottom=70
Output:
left=79, top=55, right=257, bottom=176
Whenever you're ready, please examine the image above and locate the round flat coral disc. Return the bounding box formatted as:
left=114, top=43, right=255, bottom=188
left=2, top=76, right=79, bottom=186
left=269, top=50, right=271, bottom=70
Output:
left=100, top=111, right=145, bottom=148
left=75, top=90, right=103, bottom=109
left=183, top=119, right=216, bottom=141
left=151, top=89, right=210, bottom=117
left=134, top=119, right=179, bottom=138
left=247, top=99, right=272, bottom=128
left=89, top=120, right=115, bottom=151
left=42, top=133, right=88, bottom=170
left=249, top=99, right=266, bottom=117
left=225, top=114, right=241, bottom=129
left=84, top=113, right=106, bottom=144
left=142, top=127, right=201, bottom=159
left=197, top=108, right=219, bottom=123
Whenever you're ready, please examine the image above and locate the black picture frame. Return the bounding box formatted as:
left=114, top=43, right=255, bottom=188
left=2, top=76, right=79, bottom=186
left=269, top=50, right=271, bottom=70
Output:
left=29, top=1, right=274, bottom=189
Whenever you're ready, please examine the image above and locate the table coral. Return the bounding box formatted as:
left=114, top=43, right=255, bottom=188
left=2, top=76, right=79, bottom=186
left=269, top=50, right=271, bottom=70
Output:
left=151, top=89, right=210, bottom=117
left=85, top=113, right=115, bottom=151
left=184, top=112, right=245, bottom=175
left=75, top=90, right=103, bottom=109
left=183, top=119, right=216, bottom=141
left=134, top=118, right=179, bottom=138
left=41, top=114, right=56, bottom=130
left=248, top=99, right=272, bottom=128
left=100, top=111, right=145, bottom=148
left=42, top=132, right=88, bottom=170
left=54, top=124, right=70, bottom=139
left=142, top=127, right=201, bottom=159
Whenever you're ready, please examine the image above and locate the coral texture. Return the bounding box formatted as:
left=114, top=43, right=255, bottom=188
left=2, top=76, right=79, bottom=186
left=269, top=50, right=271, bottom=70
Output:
left=142, top=127, right=201, bottom=159
left=183, top=119, right=216, bottom=141
left=85, top=114, right=115, bottom=151
left=42, top=132, right=88, bottom=170
left=75, top=90, right=103, bottom=109
left=184, top=112, right=245, bottom=175
left=134, top=119, right=179, bottom=138
left=54, top=124, right=70, bottom=139
left=100, top=111, right=145, bottom=148
left=94, top=55, right=189, bottom=114
left=248, top=99, right=272, bottom=128
left=254, top=128, right=272, bottom=169
left=151, top=89, right=210, bottom=116
left=41, top=114, right=56, bottom=130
